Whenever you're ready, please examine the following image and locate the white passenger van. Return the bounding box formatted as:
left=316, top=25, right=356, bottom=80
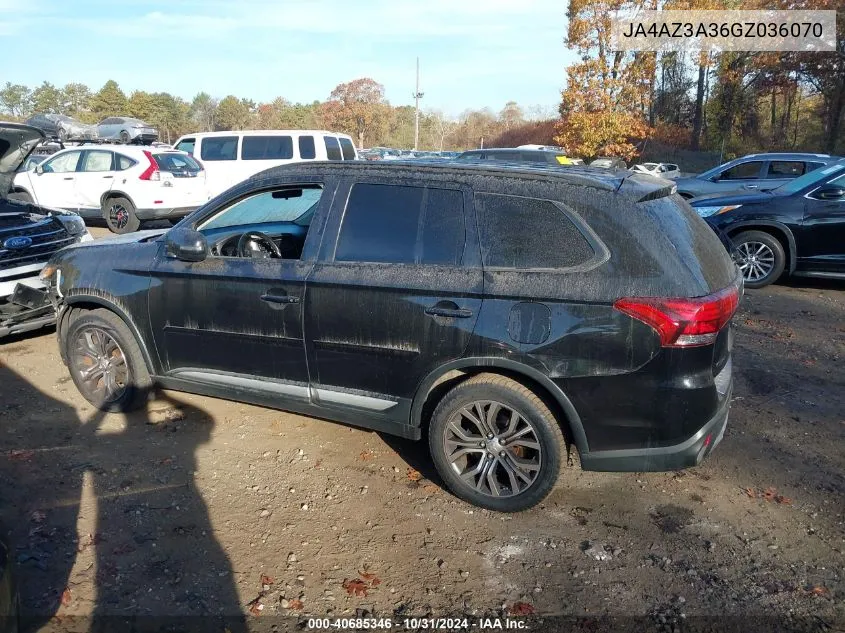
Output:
left=172, top=130, right=358, bottom=197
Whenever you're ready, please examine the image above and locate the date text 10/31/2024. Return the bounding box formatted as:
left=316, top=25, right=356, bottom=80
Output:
left=306, top=618, right=530, bottom=630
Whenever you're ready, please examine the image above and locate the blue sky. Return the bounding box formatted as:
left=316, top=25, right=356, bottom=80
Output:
left=0, top=0, right=575, bottom=117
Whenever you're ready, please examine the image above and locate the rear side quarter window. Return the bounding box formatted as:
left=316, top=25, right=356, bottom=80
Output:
left=476, top=194, right=595, bottom=269
left=339, top=137, right=357, bottom=160
left=299, top=135, right=316, bottom=159
left=324, top=136, right=342, bottom=161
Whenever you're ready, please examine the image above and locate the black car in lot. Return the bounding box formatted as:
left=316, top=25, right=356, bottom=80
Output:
left=691, top=160, right=845, bottom=288
left=40, top=162, right=741, bottom=512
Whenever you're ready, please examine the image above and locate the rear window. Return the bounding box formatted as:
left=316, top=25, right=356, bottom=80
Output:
left=476, top=194, right=594, bottom=269
left=339, top=137, right=356, bottom=160
left=153, top=152, right=202, bottom=173
left=242, top=135, right=294, bottom=160
left=299, top=135, right=316, bottom=160
left=116, top=154, right=136, bottom=170
left=200, top=136, right=238, bottom=161
left=324, top=136, right=342, bottom=161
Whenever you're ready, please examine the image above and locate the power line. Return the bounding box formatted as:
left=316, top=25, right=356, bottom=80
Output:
left=413, top=57, right=424, bottom=151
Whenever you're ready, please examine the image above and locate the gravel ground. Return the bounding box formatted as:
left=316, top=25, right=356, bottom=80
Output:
left=0, top=229, right=842, bottom=632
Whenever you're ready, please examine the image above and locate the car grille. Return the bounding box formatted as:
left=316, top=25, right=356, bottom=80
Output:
left=0, top=218, right=76, bottom=270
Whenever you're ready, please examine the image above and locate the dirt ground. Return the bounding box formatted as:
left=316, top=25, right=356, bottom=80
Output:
left=1, top=227, right=843, bottom=632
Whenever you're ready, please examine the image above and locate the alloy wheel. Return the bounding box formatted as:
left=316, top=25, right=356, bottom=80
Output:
left=443, top=400, right=542, bottom=498
left=734, top=241, right=775, bottom=282
left=109, top=203, right=129, bottom=230
left=70, top=327, right=129, bottom=404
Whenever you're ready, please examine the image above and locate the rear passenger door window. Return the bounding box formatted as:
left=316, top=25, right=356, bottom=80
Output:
left=766, top=161, right=805, bottom=178
left=200, top=136, right=239, bottom=161
left=334, top=183, right=464, bottom=265
left=476, top=194, right=595, bottom=269
left=242, top=135, right=293, bottom=160
left=324, top=136, right=342, bottom=161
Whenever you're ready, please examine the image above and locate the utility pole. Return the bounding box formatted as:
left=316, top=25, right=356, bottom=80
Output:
left=413, top=57, right=424, bottom=151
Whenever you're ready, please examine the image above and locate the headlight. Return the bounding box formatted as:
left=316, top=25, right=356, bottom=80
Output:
left=693, top=204, right=742, bottom=218
left=39, top=264, right=57, bottom=281
left=56, top=213, right=87, bottom=236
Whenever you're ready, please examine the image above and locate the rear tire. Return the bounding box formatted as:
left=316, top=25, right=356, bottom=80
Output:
left=428, top=373, right=566, bottom=512
left=103, top=196, right=140, bottom=234
left=119, top=130, right=130, bottom=144
left=63, top=308, right=151, bottom=412
left=731, top=230, right=786, bottom=289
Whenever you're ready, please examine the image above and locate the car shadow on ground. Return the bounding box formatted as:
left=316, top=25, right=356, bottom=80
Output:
left=0, top=365, right=247, bottom=631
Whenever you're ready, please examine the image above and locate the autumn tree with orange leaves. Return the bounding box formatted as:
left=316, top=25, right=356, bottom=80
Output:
left=319, top=78, right=389, bottom=149
left=554, top=0, right=656, bottom=161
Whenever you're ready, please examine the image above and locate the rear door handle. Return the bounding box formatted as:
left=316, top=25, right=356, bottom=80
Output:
left=63, top=177, right=74, bottom=181
left=425, top=305, right=473, bottom=319
left=102, top=175, right=113, bottom=179
left=261, top=293, right=300, bottom=305
left=744, top=184, right=758, bottom=189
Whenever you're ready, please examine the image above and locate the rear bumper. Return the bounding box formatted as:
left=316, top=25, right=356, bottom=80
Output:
left=579, top=381, right=731, bottom=472
left=135, top=206, right=198, bottom=220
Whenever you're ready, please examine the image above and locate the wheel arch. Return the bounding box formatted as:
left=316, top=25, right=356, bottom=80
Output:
left=60, top=296, right=155, bottom=375
left=725, top=220, right=797, bottom=274
left=100, top=190, right=136, bottom=210
left=411, top=358, right=589, bottom=456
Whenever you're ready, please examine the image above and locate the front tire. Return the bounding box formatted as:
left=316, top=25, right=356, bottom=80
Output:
left=64, top=309, right=151, bottom=412
left=731, top=230, right=786, bottom=289
left=428, top=373, right=566, bottom=512
left=119, top=130, right=131, bottom=144
left=103, top=196, right=140, bottom=234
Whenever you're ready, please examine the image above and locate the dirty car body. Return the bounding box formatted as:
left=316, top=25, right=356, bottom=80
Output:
left=0, top=123, right=93, bottom=338
left=42, top=161, right=741, bottom=511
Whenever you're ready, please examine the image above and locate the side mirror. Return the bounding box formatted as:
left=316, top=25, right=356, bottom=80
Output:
left=165, top=228, right=208, bottom=262
left=35, top=164, right=45, bottom=174
left=813, top=185, right=845, bottom=201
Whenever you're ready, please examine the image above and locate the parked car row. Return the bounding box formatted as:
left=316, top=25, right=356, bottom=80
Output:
left=24, top=113, right=159, bottom=145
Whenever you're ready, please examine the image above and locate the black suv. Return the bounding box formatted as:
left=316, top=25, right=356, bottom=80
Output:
left=41, top=162, right=741, bottom=512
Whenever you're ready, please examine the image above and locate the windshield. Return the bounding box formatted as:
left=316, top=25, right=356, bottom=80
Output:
left=774, top=162, right=845, bottom=195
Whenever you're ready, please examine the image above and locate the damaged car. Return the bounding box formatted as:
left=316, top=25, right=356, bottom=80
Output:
left=1, top=123, right=93, bottom=339
left=41, top=161, right=740, bottom=512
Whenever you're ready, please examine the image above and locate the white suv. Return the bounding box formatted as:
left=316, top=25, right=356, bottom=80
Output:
left=172, top=130, right=358, bottom=197
left=12, top=145, right=210, bottom=233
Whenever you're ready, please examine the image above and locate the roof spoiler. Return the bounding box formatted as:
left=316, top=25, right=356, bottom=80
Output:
left=615, top=172, right=678, bottom=202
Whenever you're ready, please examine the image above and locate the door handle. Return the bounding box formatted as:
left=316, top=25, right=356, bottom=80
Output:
left=63, top=177, right=74, bottom=181
left=425, top=304, right=473, bottom=319
left=744, top=184, right=758, bottom=189
left=102, top=175, right=113, bottom=179
left=261, top=293, right=300, bottom=305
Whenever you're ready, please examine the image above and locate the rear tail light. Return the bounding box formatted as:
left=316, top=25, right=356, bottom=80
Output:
left=139, top=150, right=160, bottom=181
left=614, top=283, right=740, bottom=348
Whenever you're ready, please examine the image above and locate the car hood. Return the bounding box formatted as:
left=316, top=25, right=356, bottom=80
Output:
left=65, top=228, right=169, bottom=250
left=690, top=191, right=776, bottom=207
left=0, top=123, right=45, bottom=199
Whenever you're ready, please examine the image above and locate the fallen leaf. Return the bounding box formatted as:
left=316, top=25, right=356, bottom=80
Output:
left=9, top=449, right=35, bottom=461
left=810, top=586, right=829, bottom=596
left=159, top=457, right=173, bottom=465
left=371, top=577, right=382, bottom=587
left=247, top=598, right=263, bottom=616
left=315, top=459, right=323, bottom=468
left=60, top=588, right=72, bottom=606
left=112, top=543, right=135, bottom=556
left=775, top=495, right=792, bottom=505
left=507, top=601, right=534, bottom=616
left=287, top=599, right=304, bottom=611
left=763, top=487, right=777, bottom=502
left=260, top=574, right=274, bottom=586
left=31, top=510, right=46, bottom=523
left=407, top=468, right=422, bottom=482
left=360, top=449, right=375, bottom=461
left=360, top=571, right=382, bottom=586
left=423, top=484, right=440, bottom=493
left=342, top=578, right=369, bottom=597
left=745, top=488, right=757, bottom=498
